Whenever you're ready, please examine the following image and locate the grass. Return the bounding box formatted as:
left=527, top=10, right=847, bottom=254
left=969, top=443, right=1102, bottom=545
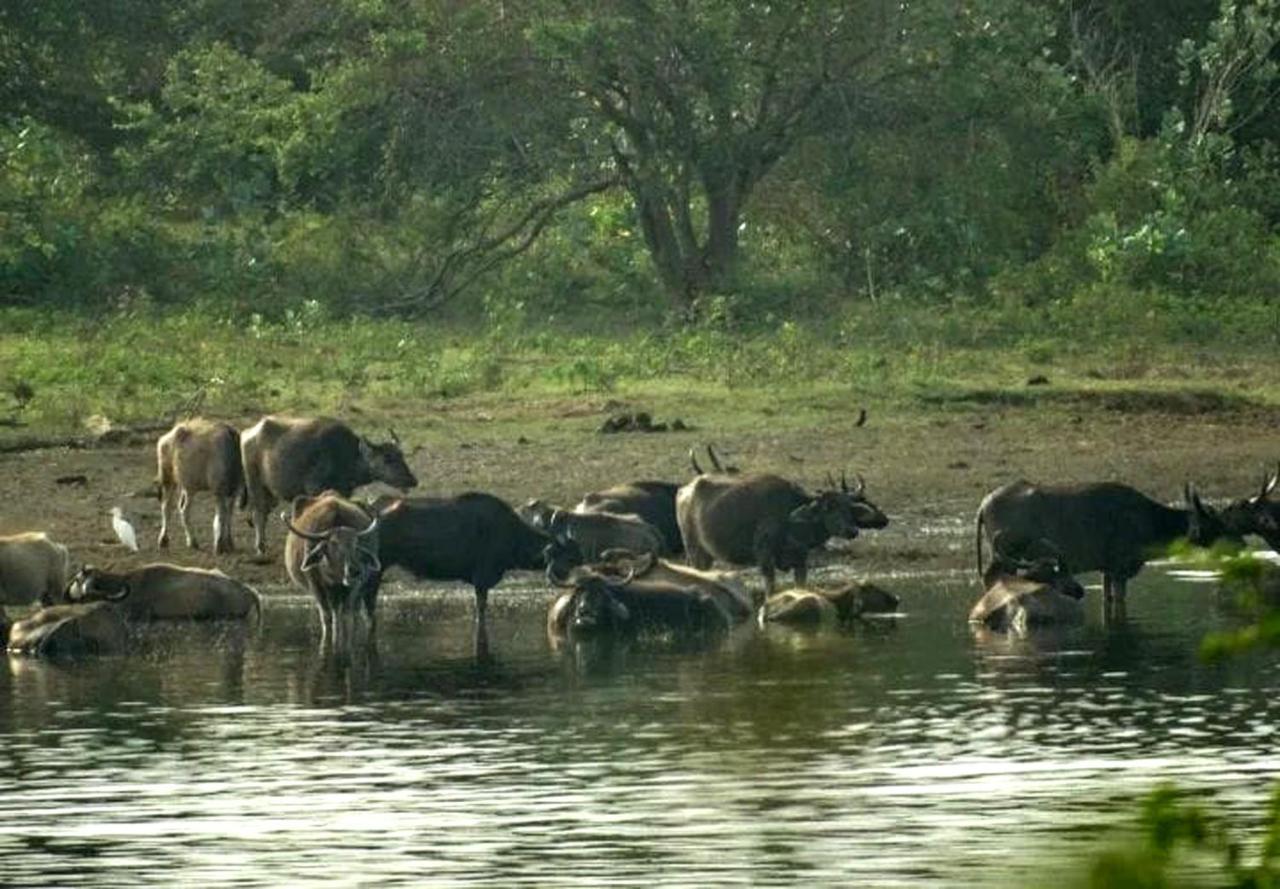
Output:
left=2, top=287, right=1279, bottom=443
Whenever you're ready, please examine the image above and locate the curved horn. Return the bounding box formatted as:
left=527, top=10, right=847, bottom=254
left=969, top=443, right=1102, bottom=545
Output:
left=356, top=515, right=380, bottom=538
left=706, top=444, right=725, bottom=472
left=284, top=518, right=329, bottom=542
left=840, top=470, right=849, bottom=493
left=387, top=427, right=401, bottom=446
left=1262, top=464, right=1279, bottom=499
left=852, top=473, right=866, bottom=496
left=689, top=447, right=704, bottom=476
left=105, top=583, right=131, bottom=602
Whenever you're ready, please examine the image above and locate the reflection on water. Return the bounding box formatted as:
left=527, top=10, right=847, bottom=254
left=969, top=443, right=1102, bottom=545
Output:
left=2, top=568, right=1279, bottom=887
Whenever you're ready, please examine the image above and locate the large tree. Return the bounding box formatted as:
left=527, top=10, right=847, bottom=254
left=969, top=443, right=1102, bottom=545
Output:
left=536, top=1, right=903, bottom=308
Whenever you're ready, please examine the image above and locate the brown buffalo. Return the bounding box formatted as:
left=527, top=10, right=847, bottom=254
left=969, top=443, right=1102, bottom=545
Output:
left=8, top=600, right=129, bottom=657
left=157, top=418, right=243, bottom=553
left=241, top=416, right=416, bottom=554
left=969, top=536, right=1086, bottom=632
left=977, top=480, right=1235, bottom=616
left=284, top=492, right=382, bottom=642
left=0, top=532, right=72, bottom=627
left=760, top=582, right=899, bottom=626
left=676, top=472, right=889, bottom=594
left=60, top=564, right=262, bottom=621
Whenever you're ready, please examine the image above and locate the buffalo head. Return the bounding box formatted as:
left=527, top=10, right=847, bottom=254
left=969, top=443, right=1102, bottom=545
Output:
left=59, top=567, right=131, bottom=606
left=1185, top=482, right=1249, bottom=549
left=821, top=471, right=890, bottom=529
left=1196, top=466, right=1280, bottom=543
left=566, top=578, right=632, bottom=634
left=358, top=432, right=418, bottom=491
left=984, top=534, right=1085, bottom=599
left=287, top=514, right=382, bottom=593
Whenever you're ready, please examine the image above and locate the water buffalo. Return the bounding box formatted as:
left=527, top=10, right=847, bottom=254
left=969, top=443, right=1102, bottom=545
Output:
left=550, top=509, right=666, bottom=561
left=977, top=480, right=1234, bottom=615
left=284, top=492, right=382, bottom=642
left=676, top=472, right=889, bottom=594
left=574, top=481, right=683, bottom=554
left=375, top=492, right=582, bottom=625
left=60, top=564, right=262, bottom=621
left=760, top=582, right=899, bottom=626
left=0, top=532, right=71, bottom=626
left=577, top=549, right=755, bottom=620
left=8, top=601, right=130, bottom=657
left=156, top=418, right=243, bottom=553
left=241, top=416, right=417, bottom=554
left=969, top=536, right=1086, bottom=633
left=1187, top=466, right=1280, bottom=552
left=547, top=568, right=733, bottom=638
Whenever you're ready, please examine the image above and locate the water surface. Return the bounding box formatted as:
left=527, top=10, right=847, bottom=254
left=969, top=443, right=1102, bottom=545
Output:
left=2, top=565, right=1278, bottom=887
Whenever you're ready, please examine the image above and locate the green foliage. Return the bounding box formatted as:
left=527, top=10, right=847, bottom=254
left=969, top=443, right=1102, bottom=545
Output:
left=1089, top=785, right=1280, bottom=888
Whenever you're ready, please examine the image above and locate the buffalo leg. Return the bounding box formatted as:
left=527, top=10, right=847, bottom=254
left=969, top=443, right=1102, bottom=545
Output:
left=158, top=483, right=175, bottom=548
left=213, top=495, right=234, bottom=554
left=793, top=560, right=809, bottom=589
left=474, top=587, right=490, bottom=624
left=251, top=501, right=270, bottom=555
left=685, top=539, right=714, bottom=571
left=178, top=489, right=199, bottom=549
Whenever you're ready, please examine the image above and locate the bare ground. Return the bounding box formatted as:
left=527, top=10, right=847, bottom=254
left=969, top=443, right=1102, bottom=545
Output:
left=3, top=390, right=1279, bottom=593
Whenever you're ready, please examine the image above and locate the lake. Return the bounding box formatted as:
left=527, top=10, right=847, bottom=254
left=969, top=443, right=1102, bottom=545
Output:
left=2, top=562, right=1278, bottom=887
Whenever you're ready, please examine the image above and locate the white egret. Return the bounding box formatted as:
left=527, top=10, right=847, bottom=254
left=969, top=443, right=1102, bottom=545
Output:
left=110, top=507, right=139, bottom=552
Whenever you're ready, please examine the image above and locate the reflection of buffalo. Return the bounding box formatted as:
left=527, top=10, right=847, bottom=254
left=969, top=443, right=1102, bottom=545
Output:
left=969, top=535, right=1085, bottom=633
left=8, top=601, right=129, bottom=657
left=60, top=564, right=262, bottom=622
left=677, top=472, right=889, bottom=594
left=760, top=583, right=899, bottom=626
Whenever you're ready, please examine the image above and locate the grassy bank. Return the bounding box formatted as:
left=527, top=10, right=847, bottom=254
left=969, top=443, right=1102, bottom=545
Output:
left=3, top=288, right=1279, bottom=440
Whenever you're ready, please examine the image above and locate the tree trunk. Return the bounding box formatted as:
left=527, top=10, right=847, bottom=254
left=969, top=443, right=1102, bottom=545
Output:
left=704, top=183, right=741, bottom=290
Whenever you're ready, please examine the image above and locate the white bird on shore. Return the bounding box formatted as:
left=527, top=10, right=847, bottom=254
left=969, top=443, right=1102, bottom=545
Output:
left=111, top=506, right=139, bottom=552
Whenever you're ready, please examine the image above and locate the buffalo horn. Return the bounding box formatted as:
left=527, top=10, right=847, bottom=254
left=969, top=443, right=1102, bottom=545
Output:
left=706, top=444, right=725, bottom=473
left=356, top=515, right=380, bottom=538
left=840, top=470, right=848, bottom=493
left=106, top=583, right=131, bottom=602
left=853, top=473, right=866, bottom=496
left=689, top=447, right=704, bottom=476
left=388, top=427, right=401, bottom=446
left=1261, top=464, right=1279, bottom=500
left=284, top=518, right=330, bottom=542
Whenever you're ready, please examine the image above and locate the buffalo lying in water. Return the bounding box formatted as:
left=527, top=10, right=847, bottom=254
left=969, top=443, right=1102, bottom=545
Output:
left=59, top=564, right=262, bottom=622
left=548, top=565, right=734, bottom=638
left=760, top=583, right=899, bottom=626
left=7, top=601, right=130, bottom=657
left=969, top=536, right=1086, bottom=633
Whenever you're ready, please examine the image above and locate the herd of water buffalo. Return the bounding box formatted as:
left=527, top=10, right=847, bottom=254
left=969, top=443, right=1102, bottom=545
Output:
left=2, top=413, right=1279, bottom=655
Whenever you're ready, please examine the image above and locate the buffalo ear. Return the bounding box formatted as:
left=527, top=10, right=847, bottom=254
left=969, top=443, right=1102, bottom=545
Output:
left=300, top=542, right=326, bottom=571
